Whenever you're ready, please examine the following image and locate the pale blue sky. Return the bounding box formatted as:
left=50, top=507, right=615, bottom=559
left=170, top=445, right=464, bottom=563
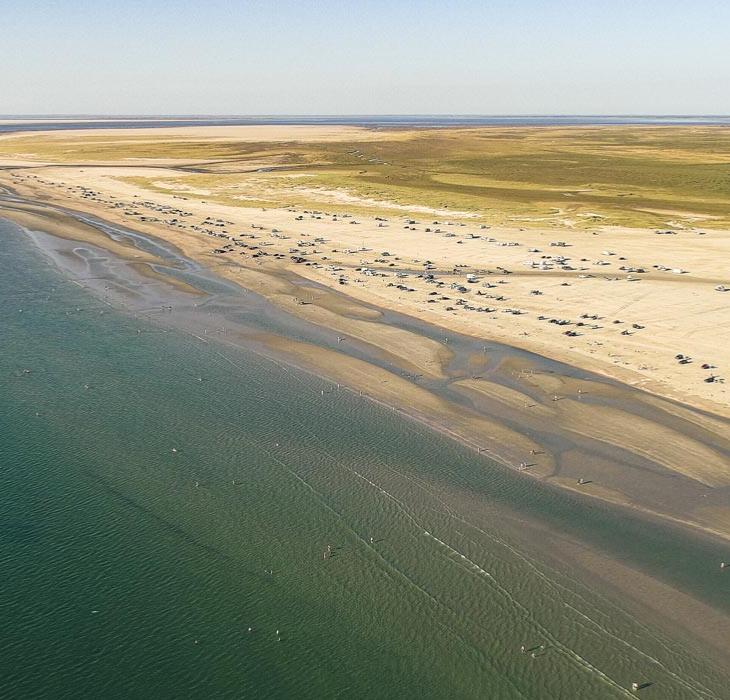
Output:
left=2, top=0, right=729, bottom=114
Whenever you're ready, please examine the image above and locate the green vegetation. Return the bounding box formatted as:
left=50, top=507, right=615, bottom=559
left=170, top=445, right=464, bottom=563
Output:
left=309, top=128, right=730, bottom=227
left=4, top=126, right=730, bottom=227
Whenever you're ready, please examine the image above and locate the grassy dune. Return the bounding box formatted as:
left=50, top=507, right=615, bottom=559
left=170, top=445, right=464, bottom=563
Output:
left=2, top=126, right=730, bottom=228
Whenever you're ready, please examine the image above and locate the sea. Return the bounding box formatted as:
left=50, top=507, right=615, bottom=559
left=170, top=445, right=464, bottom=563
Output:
left=0, top=115, right=729, bottom=134
left=2, top=212, right=730, bottom=699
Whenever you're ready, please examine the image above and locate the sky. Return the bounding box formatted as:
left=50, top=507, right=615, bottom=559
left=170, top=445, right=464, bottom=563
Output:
left=2, top=0, right=729, bottom=115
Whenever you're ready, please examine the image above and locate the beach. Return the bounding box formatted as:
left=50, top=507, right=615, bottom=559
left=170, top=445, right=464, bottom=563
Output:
left=1, top=124, right=728, bottom=412
left=1, top=122, right=730, bottom=697
left=0, top=124, right=728, bottom=537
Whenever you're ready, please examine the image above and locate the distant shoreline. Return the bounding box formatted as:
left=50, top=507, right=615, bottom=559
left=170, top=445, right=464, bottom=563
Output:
left=1, top=114, right=730, bottom=134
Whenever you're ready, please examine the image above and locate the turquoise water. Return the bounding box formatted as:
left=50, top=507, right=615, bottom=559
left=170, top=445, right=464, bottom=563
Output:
left=2, top=220, right=730, bottom=699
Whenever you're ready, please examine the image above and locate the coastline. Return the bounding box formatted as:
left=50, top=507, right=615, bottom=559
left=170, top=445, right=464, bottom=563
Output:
left=4, top=208, right=730, bottom=694
left=1, top=125, right=728, bottom=422
left=1, top=192, right=729, bottom=546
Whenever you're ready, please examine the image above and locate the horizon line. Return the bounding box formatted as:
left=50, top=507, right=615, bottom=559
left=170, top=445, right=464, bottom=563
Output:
left=3, top=113, right=730, bottom=119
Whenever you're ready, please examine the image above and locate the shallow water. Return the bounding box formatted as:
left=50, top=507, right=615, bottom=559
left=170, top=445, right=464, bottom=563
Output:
left=2, top=219, right=730, bottom=699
